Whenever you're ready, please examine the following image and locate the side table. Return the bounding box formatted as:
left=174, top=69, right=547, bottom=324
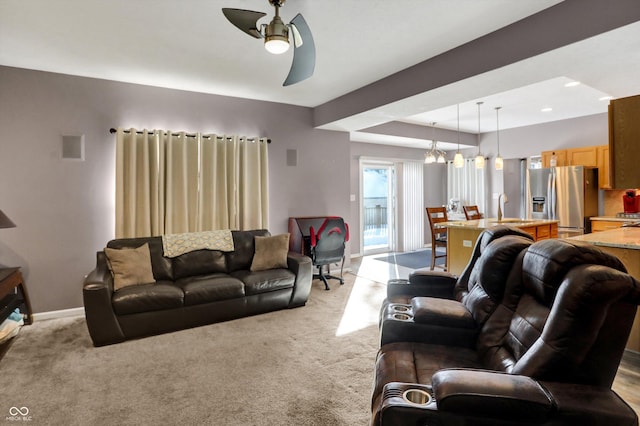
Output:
left=0, top=267, right=33, bottom=325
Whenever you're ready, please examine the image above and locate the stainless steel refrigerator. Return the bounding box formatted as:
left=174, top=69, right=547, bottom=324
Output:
left=526, top=165, right=598, bottom=238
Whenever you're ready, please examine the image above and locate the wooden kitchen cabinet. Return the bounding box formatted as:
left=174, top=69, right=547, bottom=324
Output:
left=596, top=144, right=611, bottom=189
left=541, top=150, right=566, bottom=168
left=591, top=219, right=624, bottom=232
left=446, top=221, right=558, bottom=275
left=567, top=146, right=597, bottom=167
left=541, top=145, right=609, bottom=188
left=609, top=94, right=640, bottom=189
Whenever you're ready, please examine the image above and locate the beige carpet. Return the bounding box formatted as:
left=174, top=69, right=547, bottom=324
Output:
left=0, top=273, right=386, bottom=425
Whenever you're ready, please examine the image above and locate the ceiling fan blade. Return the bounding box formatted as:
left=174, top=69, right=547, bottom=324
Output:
left=283, top=13, right=315, bottom=86
left=222, top=8, right=266, bottom=39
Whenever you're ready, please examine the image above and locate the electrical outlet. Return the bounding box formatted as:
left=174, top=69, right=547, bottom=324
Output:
left=463, top=240, right=472, bottom=247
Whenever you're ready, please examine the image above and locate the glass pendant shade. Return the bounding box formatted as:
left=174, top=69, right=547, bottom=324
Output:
left=437, top=153, right=446, bottom=164
left=453, top=104, right=464, bottom=168
left=425, top=152, right=436, bottom=164
left=475, top=101, right=484, bottom=169
left=495, top=106, right=503, bottom=171
left=453, top=152, right=464, bottom=168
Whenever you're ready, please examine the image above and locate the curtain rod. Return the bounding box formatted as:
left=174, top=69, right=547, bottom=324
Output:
left=109, top=128, right=270, bottom=143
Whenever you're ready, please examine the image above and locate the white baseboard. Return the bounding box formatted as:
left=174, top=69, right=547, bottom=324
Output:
left=32, top=307, right=85, bottom=322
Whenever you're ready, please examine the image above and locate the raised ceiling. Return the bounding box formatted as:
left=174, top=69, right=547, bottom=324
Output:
left=1, top=0, right=639, bottom=150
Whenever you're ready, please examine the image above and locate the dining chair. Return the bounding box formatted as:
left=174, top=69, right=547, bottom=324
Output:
left=463, top=205, right=482, bottom=220
left=425, top=207, right=448, bottom=271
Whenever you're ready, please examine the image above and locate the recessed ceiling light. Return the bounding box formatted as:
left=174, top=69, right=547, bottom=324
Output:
left=564, top=81, right=581, bottom=87
left=599, top=96, right=613, bottom=101
left=541, top=107, right=553, bottom=112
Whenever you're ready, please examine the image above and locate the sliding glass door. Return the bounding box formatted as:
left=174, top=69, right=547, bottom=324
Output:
left=362, top=163, right=395, bottom=254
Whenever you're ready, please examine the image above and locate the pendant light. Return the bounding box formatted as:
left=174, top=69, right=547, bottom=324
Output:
left=475, top=101, right=485, bottom=169
left=424, top=122, right=435, bottom=164
left=424, top=122, right=445, bottom=164
left=453, top=104, right=464, bottom=168
left=495, top=106, right=503, bottom=171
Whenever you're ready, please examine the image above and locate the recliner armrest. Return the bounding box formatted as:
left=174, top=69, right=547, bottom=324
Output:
left=410, top=297, right=476, bottom=328
left=432, top=369, right=554, bottom=422
left=387, top=269, right=457, bottom=300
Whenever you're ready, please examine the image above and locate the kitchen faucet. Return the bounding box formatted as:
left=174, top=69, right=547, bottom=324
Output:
left=497, top=193, right=508, bottom=221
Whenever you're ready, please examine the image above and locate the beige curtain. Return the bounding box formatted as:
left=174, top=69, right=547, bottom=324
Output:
left=115, top=128, right=269, bottom=238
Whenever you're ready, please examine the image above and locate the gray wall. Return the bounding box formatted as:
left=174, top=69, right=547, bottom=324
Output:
left=0, top=66, right=350, bottom=313
left=0, top=65, right=612, bottom=314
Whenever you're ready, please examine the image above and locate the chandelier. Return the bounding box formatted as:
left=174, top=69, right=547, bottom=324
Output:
left=424, top=122, right=446, bottom=164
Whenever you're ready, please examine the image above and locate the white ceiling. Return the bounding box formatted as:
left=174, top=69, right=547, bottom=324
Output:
left=2, top=0, right=640, bottom=150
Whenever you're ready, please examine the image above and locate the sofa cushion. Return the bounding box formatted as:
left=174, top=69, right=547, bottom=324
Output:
left=107, top=236, right=173, bottom=281
left=250, top=234, right=290, bottom=271
left=372, top=341, right=481, bottom=410
left=176, top=274, right=245, bottom=306
left=112, top=281, right=184, bottom=315
left=172, top=249, right=227, bottom=280
left=104, top=243, right=156, bottom=291
left=232, top=269, right=295, bottom=295
left=227, top=229, right=270, bottom=272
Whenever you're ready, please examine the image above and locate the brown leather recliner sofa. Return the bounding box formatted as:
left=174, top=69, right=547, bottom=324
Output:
left=373, top=228, right=640, bottom=425
left=83, top=229, right=312, bottom=346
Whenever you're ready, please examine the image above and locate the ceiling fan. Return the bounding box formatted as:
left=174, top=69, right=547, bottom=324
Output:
left=222, top=0, right=315, bottom=86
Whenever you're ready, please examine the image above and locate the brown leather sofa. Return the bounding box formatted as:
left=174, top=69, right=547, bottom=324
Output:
left=83, top=229, right=312, bottom=346
left=373, top=233, right=640, bottom=425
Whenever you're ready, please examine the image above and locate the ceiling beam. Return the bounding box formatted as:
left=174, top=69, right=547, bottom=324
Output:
left=313, top=0, right=640, bottom=130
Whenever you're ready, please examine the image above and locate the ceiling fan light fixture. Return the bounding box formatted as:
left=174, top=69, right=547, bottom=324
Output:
left=265, top=37, right=289, bottom=54
left=264, top=15, right=290, bottom=54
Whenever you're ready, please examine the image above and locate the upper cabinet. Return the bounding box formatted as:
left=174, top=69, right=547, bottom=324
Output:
left=541, top=145, right=609, bottom=188
left=610, top=94, right=640, bottom=189
left=567, top=146, right=598, bottom=167
left=541, top=150, right=567, bottom=167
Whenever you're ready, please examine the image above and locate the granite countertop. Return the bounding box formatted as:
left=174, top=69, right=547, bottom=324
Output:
left=569, top=226, right=640, bottom=250
left=437, top=218, right=558, bottom=230
left=590, top=216, right=640, bottom=222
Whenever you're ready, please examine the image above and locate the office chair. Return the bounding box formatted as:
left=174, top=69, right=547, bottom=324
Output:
left=463, top=205, right=482, bottom=220
left=426, top=207, right=448, bottom=271
left=309, top=217, right=349, bottom=290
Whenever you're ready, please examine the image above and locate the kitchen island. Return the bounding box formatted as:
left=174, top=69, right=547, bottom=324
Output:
left=438, top=218, right=559, bottom=276
left=570, top=227, right=640, bottom=351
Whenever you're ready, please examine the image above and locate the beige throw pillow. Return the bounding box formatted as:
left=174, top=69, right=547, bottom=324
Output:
left=250, top=234, right=290, bottom=272
left=104, top=243, right=156, bottom=291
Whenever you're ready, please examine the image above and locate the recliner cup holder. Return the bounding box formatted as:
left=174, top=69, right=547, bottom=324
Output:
left=402, top=389, right=432, bottom=405
left=392, top=313, right=412, bottom=321
left=391, top=305, right=411, bottom=313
